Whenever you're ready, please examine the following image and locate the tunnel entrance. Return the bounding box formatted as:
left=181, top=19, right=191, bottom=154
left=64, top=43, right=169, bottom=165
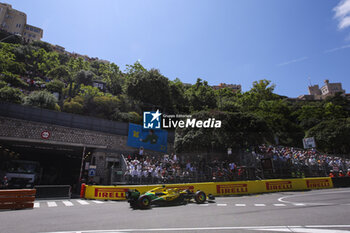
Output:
left=0, top=140, right=94, bottom=189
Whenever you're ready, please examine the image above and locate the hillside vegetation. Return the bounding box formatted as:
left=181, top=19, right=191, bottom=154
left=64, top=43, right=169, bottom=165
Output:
left=1, top=40, right=350, bottom=154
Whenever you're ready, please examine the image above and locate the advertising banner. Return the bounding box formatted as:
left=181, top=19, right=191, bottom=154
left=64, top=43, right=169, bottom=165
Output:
left=127, top=123, right=168, bottom=153
left=303, top=137, right=316, bottom=149
left=84, top=177, right=333, bottom=200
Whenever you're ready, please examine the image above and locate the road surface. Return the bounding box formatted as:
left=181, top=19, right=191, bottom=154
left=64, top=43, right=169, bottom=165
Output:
left=1, top=187, right=350, bottom=233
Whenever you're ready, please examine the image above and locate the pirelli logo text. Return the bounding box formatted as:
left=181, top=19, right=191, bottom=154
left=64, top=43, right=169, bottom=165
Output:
left=216, top=184, right=248, bottom=194
left=306, top=179, right=330, bottom=189
left=94, top=188, right=128, bottom=198
left=266, top=181, right=292, bottom=191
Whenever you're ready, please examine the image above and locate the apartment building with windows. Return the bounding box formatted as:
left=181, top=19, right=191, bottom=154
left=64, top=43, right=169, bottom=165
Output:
left=212, top=83, right=242, bottom=92
left=0, top=2, right=43, bottom=42
left=297, top=79, right=346, bottom=101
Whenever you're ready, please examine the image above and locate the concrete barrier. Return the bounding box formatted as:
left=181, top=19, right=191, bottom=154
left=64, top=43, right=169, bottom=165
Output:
left=332, top=177, right=350, bottom=188
left=83, top=177, right=333, bottom=200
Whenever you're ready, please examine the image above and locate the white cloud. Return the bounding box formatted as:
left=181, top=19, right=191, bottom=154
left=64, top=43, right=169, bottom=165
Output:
left=324, top=44, right=350, bottom=53
left=277, top=57, right=308, bottom=66
left=334, top=0, right=350, bottom=30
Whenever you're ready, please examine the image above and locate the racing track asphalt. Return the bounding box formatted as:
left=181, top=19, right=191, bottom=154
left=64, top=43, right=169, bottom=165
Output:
left=0, top=187, right=350, bottom=233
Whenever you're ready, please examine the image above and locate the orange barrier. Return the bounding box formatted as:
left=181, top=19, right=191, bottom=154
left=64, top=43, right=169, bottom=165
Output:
left=80, top=183, right=86, bottom=198
left=0, top=189, right=36, bottom=210
left=84, top=177, right=333, bottom=200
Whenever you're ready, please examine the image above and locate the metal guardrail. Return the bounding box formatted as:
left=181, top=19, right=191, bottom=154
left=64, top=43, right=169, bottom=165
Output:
left=34, top=185, right=71, bottom=199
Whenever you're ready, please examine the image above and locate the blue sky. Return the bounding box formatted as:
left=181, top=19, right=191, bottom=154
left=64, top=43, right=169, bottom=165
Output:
left=8, top=0, right=350, bottom=97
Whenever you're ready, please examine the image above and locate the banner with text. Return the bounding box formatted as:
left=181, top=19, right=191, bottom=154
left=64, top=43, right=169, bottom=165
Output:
left=127, top=123, right=168, bottom=153
left=84, top=177, right=333, bottom=200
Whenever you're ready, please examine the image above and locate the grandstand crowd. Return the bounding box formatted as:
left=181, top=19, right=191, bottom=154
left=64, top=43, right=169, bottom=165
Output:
left=122, top=145, right=350, bottom=184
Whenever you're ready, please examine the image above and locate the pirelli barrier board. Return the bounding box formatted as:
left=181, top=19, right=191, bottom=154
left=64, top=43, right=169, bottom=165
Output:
left=84, top=177, right=333, bottom=200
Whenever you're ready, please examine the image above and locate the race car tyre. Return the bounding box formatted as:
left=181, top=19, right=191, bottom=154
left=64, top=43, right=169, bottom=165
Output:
left=138, top=195, right=151, bottom=209
left=194, top=191, right=206, bottom=204
left=129, top=200, right=138, bottom=209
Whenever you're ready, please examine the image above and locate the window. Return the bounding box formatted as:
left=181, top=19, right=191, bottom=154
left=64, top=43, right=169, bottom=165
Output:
left=33, top=35, right=36, bottom=38
left=23, top=32, right=26, bottom=35
left=30, top=27, right=33, bottom=31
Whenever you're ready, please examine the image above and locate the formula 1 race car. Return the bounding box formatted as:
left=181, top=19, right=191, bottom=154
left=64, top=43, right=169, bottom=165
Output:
left=126, top=186, right=215, bottom=209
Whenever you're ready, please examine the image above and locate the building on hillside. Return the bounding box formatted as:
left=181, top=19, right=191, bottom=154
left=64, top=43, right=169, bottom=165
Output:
left=93, top=80, right=106, bottom=91
left=182, top=83, right=192, bottom=87
left=212, top=83, right=241, bottom=92
left=297, top=79, right=345, bottom=101
left=52, top=44, right=66, bottom=53
left=0, top=2, right=43, bottom=42
left=345, top=93, right=350, bottom=101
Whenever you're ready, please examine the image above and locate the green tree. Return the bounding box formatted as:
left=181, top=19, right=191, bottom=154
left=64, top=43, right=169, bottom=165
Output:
left=175, top=110, right=272, bottom=152
left=89, top=95, right=121, bottom=119
left=307, top=118, right=350, bottom=154
left=239, top=79, right=279, bottom=111
left=77, top=84, right=105, bottom=113
left=295, top=103, right=324, bottom=130
left=46, top=79, right=65, bottom=94
left=323, top=102, right=347, bottom=119
left=0, top=80, right=6, bottom=88
left=125, top=61, right=147, bottom=75
left=75, top=70, right=94, bottom=87
left=63, top=99, right=84, bottom=114
left=23, top=90, right=58, bottom=110
left=215, top=87, right=242, bottom=112
left=255, top=99, right=303, bottom=146
left=78, top=84, right=104, bottom=99
left=185, top=78, right=217, bottom=111
left=47, top=65, right=70, bottom=80
left=0, top=43, right=25, bottom=74
left=125, top=68, right=172, bottom=111
left=67, top=57, right=90, bottom=74
left=169, top=78, right=190, bottom=113
left=112, top=111, right=142, bottom=123
left=0, top=86, right=23, bottom=104
left=26, top=48, right=60, bottom=76
left=30, top=40, right=53, bottom=52
left=0, top=71, right=28, bottom=88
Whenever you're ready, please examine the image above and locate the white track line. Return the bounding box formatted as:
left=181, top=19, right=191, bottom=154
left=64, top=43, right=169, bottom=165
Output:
left=34, top=202, right=40, bottom=208
left=42, top=225, right=350, bottom=233
left=62, top=201, right=74, bottom=207
left=76, top=200, right=89, bottom=205
left=92, top=200, right=104, bottom=204
left=235, top=204, right=246, bottom=206
left=293, top=203, right=306, bottom=206
left=273, top=204, right=286, bottom=206
left=47, top=201, right=57, bottom=207
left=217, top=204, right=227, bottom=206
left=200, top=204, right=209, bottom=206
left=278, top=189, right=350, bottom=206
left=251, top=227, right=350, bottom=232
left=254, top=204, right=266, bottom=206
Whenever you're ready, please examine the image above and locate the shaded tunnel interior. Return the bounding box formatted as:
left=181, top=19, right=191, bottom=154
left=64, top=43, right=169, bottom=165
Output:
left=0, top=140, right=93, bottom=188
